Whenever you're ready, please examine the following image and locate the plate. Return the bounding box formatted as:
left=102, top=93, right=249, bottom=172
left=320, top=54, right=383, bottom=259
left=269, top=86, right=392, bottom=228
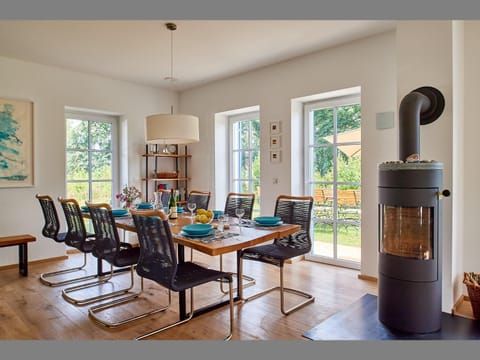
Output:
left=255, top=221, right=284, bottom=227
left=180, top=229, right=215, bottom=238
left=112, top=209, right=129, bottom=217
left=167, top=144, right=177, bottom=154
left=182, top=223, right=213, bottom=235
left=254, top=216, right=282, bottom=225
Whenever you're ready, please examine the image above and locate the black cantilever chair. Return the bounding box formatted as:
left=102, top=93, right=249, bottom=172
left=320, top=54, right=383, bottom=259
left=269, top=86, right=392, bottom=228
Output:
left=186, top=190, right=211, bottom=261
left=131, top=209, right=234, bottom=341
left=85, top=202, right=170, bottom=327
left=218, top=192, right=256, bottom=294
left=185, top=190, right=211, bottom=211
left=240, top=195, right=315, bottom=315
left=36, top=194, right=94, bottom=287
left=62, top=202, right=170, bottom=328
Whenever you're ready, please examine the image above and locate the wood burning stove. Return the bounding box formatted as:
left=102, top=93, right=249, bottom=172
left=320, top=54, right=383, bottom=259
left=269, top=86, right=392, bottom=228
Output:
left=378, top=86, right=450, bottom=333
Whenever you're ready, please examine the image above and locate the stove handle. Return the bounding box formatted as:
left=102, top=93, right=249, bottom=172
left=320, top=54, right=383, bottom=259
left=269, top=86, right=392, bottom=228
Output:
left=437, top=189, right=451, bottom=199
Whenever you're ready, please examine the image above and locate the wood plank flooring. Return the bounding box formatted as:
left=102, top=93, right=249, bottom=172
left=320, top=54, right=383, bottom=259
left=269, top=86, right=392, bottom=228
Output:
left=0, top=251, right=377, bottom=340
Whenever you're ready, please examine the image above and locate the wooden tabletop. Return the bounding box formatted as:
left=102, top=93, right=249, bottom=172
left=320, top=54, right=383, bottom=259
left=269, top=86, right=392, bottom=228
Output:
left=84, top=212, right=301, bottom=256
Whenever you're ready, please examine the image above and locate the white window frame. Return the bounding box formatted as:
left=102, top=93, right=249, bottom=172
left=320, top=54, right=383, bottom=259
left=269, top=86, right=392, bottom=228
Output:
left=303, top=93, right=361, bottom=269
left=65, top=110, right=119, bottom=203
left=228, top=111, right=260, bottom=212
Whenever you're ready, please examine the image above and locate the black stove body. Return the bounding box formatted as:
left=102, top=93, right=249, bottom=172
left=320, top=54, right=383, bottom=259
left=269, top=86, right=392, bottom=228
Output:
left=378, top=86, right=449, bottom=333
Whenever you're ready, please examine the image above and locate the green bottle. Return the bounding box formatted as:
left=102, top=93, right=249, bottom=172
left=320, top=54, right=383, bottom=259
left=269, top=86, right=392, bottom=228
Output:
left=169, top=189, right=178, bottom=219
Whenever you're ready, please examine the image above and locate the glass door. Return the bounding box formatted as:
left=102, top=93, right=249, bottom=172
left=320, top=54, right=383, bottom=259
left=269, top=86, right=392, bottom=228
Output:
left=304, top=94, right=361, bottom=269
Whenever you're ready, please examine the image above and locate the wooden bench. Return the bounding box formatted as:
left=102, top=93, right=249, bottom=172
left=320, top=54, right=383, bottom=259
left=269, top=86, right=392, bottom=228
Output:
left=0, top=234, right=36, bottom=276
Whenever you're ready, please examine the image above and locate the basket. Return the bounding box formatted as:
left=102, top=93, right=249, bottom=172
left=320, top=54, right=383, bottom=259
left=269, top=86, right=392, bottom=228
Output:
left=463, top=272, right=480, bottom=320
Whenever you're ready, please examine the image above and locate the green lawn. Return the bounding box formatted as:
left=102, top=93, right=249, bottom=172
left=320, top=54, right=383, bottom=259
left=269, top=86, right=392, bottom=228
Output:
left=314, top=223, right=360, bottom=248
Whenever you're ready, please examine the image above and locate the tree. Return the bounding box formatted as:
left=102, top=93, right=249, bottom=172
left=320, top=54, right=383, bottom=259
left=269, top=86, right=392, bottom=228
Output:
left=313, top=104, right=361, bottom=178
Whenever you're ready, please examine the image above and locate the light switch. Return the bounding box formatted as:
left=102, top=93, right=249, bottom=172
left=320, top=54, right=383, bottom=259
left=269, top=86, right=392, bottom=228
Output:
left=376, top=111, right=394, bottom=129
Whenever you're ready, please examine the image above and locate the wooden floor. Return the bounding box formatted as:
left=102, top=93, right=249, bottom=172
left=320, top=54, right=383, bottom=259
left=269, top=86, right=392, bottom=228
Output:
left=0, top=251, right=377, bottom=340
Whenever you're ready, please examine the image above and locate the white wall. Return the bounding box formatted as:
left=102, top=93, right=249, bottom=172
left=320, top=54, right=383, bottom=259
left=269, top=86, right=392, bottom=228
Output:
left=179, top=31, right=398, bottom=279
left=0, top=56, right=177, bottom=265
left=463, top=22, right=480, bottom=274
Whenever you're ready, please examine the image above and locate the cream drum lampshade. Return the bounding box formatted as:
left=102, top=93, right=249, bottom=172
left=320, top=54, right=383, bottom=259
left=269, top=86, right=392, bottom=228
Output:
left=145, top=114, right=200, bottom=144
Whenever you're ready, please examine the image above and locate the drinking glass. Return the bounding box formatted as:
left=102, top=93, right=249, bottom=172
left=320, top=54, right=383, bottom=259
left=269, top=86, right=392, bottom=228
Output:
left=187, top=201, right=197, bottom=218
left=217, top=214, right=225, bottom=232
left=235, top=208, right=245, bottom=227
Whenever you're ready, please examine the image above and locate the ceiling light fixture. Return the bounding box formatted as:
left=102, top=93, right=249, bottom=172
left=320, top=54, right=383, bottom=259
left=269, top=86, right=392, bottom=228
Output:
left=145, top=22, right=199, bottom=153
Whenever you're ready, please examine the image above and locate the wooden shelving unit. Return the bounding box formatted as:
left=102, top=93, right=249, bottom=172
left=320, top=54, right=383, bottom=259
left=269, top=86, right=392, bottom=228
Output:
left=142, top=145, right=192, bottom=203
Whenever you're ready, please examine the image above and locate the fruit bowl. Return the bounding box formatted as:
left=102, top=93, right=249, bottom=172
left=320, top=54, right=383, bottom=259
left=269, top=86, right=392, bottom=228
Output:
left=195, top=209, right=214, bottom=224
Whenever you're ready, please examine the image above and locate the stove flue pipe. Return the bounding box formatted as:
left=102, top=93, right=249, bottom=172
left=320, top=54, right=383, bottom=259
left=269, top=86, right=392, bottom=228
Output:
left=398, top=86, right=445, bottom=162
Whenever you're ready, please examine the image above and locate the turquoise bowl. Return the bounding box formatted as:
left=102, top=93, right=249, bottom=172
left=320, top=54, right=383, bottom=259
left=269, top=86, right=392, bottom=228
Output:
left=182, top=223, right=213, bottom=235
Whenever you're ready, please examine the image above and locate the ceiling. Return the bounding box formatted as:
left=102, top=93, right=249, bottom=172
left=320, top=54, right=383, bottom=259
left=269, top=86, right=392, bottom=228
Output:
left=0, top=20, right=396, bottom=92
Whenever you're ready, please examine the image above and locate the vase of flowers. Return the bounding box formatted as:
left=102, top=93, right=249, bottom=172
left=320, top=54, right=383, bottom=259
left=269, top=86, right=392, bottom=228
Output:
left=116, top=185, right=141, bottom=209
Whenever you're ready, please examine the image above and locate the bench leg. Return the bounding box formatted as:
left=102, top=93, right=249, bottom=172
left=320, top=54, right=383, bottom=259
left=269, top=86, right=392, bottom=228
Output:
left=18, top=243, right=28, bottom=276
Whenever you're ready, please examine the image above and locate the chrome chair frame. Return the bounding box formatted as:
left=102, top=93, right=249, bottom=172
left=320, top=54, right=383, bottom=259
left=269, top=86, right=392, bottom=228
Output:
left=239, top=195, right=315, bottom=315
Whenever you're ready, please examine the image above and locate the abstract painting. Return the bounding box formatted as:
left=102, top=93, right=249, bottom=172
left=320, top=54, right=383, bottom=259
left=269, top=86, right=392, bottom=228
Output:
left=0, top=98, right=34, bottom=187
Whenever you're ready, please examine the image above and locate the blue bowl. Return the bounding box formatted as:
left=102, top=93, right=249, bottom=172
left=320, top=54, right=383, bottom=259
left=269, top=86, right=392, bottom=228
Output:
left=80, top=205, right=89, bottom=212
left=254, top=216, right=282, bottom=225
left=213, top=210, right=224, bottom=219
left=137, top=202, right=153, bottom=210
left=182, top=223, right=213, bottom=235
left=112, top=209, right=129, bottom=217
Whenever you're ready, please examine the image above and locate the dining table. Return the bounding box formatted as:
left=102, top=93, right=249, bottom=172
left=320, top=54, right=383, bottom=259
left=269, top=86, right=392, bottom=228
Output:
left=84, top=211, right=301, bottom=321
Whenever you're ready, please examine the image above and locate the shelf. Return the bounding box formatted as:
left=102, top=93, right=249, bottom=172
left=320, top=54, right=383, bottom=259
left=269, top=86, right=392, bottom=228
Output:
left=142, top=153, right=191, bottom=158
left=143, top=177, right=191, bottom=182
left=143, top=144, right=191, bottom=203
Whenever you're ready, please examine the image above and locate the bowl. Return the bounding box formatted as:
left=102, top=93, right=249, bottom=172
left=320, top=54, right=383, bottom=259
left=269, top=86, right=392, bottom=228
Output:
left=254, top=216, right=282, bottom=225
left=80, top=205, right=89, bottom=212
left=182, top=223, right=213, bottom=235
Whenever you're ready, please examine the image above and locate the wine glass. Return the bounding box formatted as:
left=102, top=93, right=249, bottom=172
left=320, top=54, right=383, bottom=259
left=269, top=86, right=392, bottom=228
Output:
left=235, top=208, right=245, bottom=227
left=187, top=201, right=197, bottom=218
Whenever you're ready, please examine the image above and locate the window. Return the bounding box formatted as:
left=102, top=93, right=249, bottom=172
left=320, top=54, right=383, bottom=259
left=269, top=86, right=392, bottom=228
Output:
left=65, top=111, right=118, bottom=205
left=304, top=93, right=361, bottom=268
left=229, top=111, right=261, bottom=215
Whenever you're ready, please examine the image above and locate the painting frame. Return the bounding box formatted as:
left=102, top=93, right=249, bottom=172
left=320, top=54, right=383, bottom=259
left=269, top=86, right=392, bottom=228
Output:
left=270, top=135, right=281, bottom=149
left=270, top=121, right=281, bottom=135
left=0, top=97, right=34, bottom=188
left=270, top=150, right=281, bottom=164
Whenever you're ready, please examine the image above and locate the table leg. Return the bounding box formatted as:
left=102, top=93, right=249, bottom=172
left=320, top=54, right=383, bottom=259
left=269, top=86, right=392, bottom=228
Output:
left=18, top=243, right=28, bottom=276
left=177, top=244, right=187, bottom=320
left=237, top=250, right=243, bottom=300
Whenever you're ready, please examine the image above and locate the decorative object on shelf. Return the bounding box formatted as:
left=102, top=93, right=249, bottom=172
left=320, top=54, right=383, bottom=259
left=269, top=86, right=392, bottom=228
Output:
left=155, top=171, right=178, bottom=179
left=145, top=23, right=200, bottom=154
left=0, top=97, right=34, bottom=188
left=116, top=185, right=141, bottom=209
left=270, top=121, right=281, bottom=135
left=167, top=144, right=177, bottom=154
